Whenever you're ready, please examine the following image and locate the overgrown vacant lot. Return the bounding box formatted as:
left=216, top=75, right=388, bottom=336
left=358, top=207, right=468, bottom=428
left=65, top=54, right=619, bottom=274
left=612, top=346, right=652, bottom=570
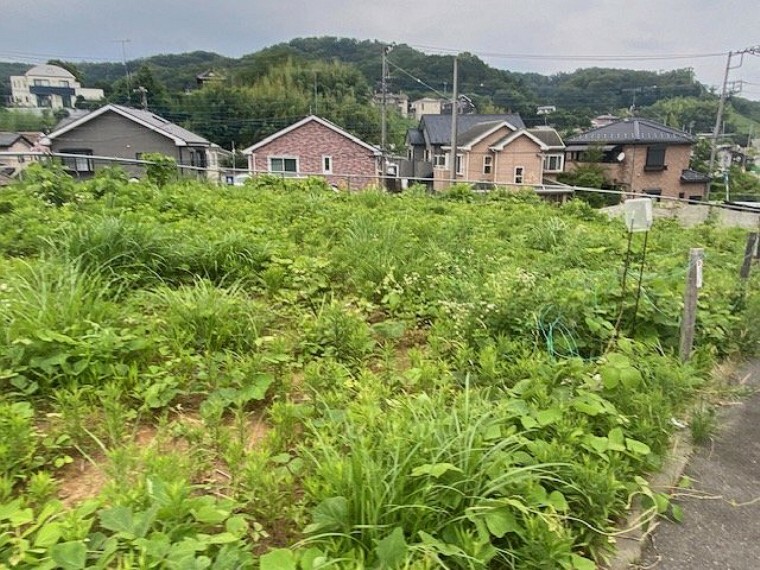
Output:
left=1, top=166, right=758, bottom=569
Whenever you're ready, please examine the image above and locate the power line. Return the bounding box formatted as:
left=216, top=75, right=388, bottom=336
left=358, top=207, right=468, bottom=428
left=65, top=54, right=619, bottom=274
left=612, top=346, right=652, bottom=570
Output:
left=408, top=43, right=728, bottom=62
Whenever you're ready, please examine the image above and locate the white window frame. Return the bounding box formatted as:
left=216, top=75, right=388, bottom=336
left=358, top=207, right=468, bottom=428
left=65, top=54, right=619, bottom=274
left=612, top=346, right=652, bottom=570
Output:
left=322, top=155, right=333, bottom=174
left=514, top=166, right=524, bottom=184
left=543, top=154, right=564, bottom=173
left=456, top=154, right=464, bottom=175
left=483, top=155, right=493, bottom=175
left=268, top=156, right=299, bottom=176
left=433, top=154, right=446, bottom=168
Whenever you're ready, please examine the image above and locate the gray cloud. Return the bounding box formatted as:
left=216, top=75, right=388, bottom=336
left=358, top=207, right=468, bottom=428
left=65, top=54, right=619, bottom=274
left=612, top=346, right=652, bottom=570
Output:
left=2, top=0, right=759, bottom=98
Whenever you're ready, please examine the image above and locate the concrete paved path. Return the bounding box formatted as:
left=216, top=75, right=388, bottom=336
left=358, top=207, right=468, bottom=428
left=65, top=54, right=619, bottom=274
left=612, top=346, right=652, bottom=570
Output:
left=636, top=360, right=760, bottom=569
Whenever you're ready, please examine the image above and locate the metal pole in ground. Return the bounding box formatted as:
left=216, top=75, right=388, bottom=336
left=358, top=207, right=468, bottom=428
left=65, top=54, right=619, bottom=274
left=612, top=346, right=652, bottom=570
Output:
left=679, top=248, right=704, bottom=361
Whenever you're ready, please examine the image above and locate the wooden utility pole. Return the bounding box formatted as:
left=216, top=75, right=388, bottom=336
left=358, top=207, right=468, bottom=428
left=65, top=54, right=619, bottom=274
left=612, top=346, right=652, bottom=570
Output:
left=449, top=55, right=459, bottom=187
left=679, top=248, right=704, bottom=361
left=740, top=233, right=759, bottom=280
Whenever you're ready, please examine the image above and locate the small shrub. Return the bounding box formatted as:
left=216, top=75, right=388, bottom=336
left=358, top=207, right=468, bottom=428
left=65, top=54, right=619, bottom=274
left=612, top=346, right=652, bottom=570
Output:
left=143, top=152, right=177, bottom=187
left=300, top=300, right=374, bottom=365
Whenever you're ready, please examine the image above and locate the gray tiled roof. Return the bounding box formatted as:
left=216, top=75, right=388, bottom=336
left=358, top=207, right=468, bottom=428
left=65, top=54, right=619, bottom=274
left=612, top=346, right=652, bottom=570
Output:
left=112, top=105, right=210, bottom=146
left=566, top=118, right=694, bottom=145
left=406, top=127, right=424, bottom=146
left=457, top=121, right=505, bottom=146
left=527, top=127, right=564, bottom=149
left=416, top=114, right=525, bottom=145
left=680, top=169, right=711, bottom=183
left=0, top=132, right=29, bottom=147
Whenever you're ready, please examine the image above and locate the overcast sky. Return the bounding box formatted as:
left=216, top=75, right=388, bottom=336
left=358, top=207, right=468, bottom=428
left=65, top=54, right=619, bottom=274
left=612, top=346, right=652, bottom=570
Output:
left=3, top=0, right=760, bottom=100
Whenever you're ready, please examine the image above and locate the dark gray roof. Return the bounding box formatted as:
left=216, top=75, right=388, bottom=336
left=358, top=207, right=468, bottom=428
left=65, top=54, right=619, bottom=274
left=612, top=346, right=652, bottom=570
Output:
left=112, top=105, right=210, bottom=146
left=566, top=118, right=694, bottom=146
left=457, top=121, right=506, bottom=146
left=680, top=169, right=711, bottom=183
left=0, top=132, right=32, bottom=148
left=406, top=127, right=424, bottom=146
left=527, top=127, right=564, bottom=149
left=416, top=113, right=525, bottom=146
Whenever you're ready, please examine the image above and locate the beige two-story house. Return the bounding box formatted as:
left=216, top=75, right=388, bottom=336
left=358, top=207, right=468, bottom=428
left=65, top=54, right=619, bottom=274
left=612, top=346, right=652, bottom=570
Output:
left=564, top=118, right=710, bottom=201
left=10, top=64, right=104, bottom=110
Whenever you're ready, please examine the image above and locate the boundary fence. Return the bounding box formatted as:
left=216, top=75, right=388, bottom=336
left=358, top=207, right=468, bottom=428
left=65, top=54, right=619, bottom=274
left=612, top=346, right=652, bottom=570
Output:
left=2, top=150, right=760, bottom=217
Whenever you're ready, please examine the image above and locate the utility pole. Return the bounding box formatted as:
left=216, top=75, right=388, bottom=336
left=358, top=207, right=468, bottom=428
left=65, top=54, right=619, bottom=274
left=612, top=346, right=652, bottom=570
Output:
left=707, top=45, right=760, bottom=201
left=115, top=39, right=132, bottom=104
left=313, top=71, right=318, bottom=116
left=449, top=55, right=459, bottom=187
left=135, top=86, right=148, bottom=110
left=381, top=44, right=391, bottom=189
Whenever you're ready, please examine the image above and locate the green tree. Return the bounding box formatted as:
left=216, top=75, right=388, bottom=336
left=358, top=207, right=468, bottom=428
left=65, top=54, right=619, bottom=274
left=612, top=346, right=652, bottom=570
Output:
left=109, top=65, right=173, bottom=115
left=46, top=59, right=84, bottom=82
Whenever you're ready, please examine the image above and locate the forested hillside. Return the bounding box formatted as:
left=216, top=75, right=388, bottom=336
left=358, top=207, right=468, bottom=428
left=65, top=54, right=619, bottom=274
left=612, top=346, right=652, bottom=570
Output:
left=3, top=37, right=759, bottom=149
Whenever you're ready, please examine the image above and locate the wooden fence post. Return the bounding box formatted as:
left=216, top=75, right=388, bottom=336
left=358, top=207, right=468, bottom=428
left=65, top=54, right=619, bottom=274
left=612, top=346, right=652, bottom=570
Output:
left=679, top=248, right=704, bottom=362
left=740, top=233, right=759, bottom=279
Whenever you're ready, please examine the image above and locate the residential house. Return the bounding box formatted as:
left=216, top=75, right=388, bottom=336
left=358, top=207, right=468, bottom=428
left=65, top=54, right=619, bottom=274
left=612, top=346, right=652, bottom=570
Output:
left=9, top=64, right=104, bottom=109
left=410, top=97, right=444, bottom=121
left=0, top=132, right=36, bottom=179
left=528, top=126, right=566, bottom=180
left=372, top=92, right=409, bottom=118
left=591, top=114, right=620, bottom=129
left=41, top=104, right=220, bottom=180
left=441, top=95, right=477, bottom=116
left=196, top=70, right=224, bottom=88
left=242, top=115, right=381, bottom=190
left=407, top=114, right=549, bottom=189
left=564, top=118, right=710, bottom=201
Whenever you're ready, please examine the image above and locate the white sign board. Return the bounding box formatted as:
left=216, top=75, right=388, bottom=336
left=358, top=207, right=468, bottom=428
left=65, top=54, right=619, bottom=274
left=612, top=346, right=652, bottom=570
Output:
left=623, top=198, right=654, bottom=233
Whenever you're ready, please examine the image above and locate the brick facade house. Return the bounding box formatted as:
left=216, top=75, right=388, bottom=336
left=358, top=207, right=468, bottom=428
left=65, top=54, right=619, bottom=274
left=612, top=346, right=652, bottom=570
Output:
left=564, top=118, right=710, bottom=201
left=243, top=116, right=381, bottom=190
left=433, top=120, right=549, bottom=191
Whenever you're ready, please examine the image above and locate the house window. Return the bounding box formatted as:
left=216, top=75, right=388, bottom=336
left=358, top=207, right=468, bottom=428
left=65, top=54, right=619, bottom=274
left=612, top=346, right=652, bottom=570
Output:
left=543, top=154, right=564, bottom=172
left=678, top=192, right=685, bottom=199
left=269, top=157, right=298, bottom=175
left=60, top=80, right=70, bottom=87
left=644, top=188, right=662, bottom=202
left=322, top=156, right=333, bottom=174
left=424, top=150, right=431, bottom=162
left=514, top=166, right=524, bottom=184
left=33, top=79, right=50, bottom=86
left=433, top=154, right=446, bottom=168
left=60, top=149, right=94, bottom=173
left=483, top=155, right=493, bottom=174
left=645, top=145, right=666, bottom=171
left=689, top=195, right=702, bottom=203
left=455, top=154, right=463, bottom=175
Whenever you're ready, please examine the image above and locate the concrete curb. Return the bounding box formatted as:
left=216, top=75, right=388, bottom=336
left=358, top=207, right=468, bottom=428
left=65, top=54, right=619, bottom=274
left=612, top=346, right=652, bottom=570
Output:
left=603, top=434, right=694, bottom=570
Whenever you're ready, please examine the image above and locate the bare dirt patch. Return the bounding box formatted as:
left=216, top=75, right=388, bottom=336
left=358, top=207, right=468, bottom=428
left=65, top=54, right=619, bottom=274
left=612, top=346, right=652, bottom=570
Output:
left=58, top=455, right=108, bottom=507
